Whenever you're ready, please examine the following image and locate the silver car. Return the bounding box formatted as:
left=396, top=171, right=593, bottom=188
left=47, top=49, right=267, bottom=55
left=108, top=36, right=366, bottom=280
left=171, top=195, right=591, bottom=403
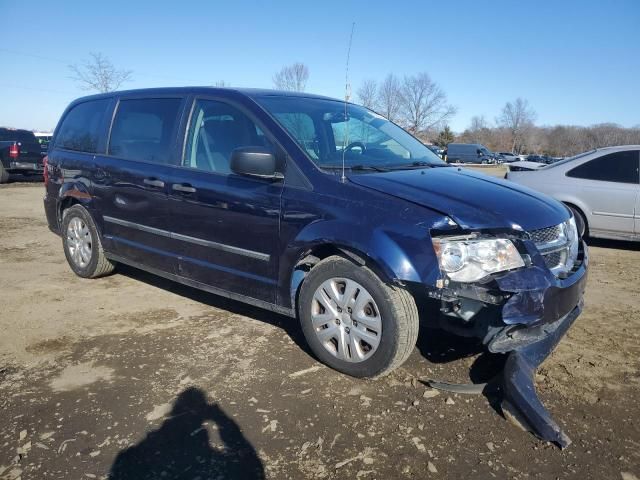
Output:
left=506, top=145, right=640, bottom=241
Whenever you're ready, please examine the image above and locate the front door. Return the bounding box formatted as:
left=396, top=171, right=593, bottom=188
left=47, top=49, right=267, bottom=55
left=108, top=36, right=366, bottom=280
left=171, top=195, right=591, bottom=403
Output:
left=168, top=98, right=283, bottom=303
left=95, top=96, right=186, bottom=273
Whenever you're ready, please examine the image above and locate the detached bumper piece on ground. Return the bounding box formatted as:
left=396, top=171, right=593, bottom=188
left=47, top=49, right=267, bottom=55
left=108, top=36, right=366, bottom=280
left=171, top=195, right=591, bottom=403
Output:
left=428, top=305, right=581, bottom=448
left=500, top=303, right=581, bottom=449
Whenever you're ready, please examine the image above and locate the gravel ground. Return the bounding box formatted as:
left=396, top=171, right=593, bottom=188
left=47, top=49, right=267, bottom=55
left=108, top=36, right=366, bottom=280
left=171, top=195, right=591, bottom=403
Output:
left=0, top=181, right=639, bottom=480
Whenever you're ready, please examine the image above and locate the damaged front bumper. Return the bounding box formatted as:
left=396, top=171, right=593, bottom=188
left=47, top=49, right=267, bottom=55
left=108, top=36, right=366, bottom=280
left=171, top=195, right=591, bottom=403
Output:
left=429, top=240, right=588, bottom=447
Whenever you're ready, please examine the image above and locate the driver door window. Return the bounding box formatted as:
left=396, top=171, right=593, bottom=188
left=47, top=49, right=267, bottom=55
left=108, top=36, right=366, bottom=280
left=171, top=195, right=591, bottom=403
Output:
left=183, top=99, right=270, bottom=174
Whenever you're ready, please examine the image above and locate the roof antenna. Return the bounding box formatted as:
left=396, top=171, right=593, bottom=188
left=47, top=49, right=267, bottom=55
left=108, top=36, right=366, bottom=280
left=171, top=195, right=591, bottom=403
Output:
left=341, top=22, right=355, bottom=184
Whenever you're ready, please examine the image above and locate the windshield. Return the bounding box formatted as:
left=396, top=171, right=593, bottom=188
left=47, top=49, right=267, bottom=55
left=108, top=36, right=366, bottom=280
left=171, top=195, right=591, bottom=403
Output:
left=256, top=96, right=446, bottom=171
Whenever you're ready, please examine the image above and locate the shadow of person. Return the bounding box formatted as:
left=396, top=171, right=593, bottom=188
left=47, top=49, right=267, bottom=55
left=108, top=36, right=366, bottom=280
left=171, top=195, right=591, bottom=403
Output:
left=109, top=387, right=265, bottom=480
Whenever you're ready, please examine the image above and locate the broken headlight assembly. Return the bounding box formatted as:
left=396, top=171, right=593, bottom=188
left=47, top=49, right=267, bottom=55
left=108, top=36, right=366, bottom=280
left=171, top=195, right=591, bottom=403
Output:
left=432, top=236, right=525, bottom=282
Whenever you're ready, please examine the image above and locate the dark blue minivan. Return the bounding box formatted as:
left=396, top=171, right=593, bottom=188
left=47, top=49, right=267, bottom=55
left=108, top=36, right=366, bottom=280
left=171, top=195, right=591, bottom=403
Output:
left=44, top=88, right=587, bottom=445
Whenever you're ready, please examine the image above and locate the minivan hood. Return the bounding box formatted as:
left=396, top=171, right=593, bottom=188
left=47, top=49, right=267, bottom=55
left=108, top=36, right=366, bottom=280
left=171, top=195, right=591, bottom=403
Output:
left=349, top=167, right=568, bottom=231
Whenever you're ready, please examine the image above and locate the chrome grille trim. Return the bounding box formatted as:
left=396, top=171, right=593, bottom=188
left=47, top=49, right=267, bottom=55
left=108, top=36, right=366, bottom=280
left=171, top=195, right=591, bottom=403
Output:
left=528, top=221, right=579, bottom=276
left=528, top=225, right=562, bottom=244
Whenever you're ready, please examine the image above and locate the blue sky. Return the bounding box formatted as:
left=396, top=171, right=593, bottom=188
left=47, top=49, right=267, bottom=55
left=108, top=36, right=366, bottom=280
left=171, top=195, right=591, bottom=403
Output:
left=1, top=0, right=638, bottom=132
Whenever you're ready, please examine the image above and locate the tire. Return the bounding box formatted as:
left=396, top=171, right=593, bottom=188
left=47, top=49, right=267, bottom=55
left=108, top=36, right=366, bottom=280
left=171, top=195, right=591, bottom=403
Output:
left=0, top=163, right=9, bottom=184
left=61, top=205, right=115, bottom=278
left=298, top=255, right=419, bottom=378
left=566, top=204, right=588, bottom=238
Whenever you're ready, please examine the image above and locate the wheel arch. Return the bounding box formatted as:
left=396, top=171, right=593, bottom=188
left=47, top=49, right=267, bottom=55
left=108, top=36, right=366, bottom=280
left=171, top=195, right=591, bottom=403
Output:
left=286, top=240, right=420, bottom=314
left=57, top=182, right=94, bottom=227
left=558, top=199, right=589, bottom=236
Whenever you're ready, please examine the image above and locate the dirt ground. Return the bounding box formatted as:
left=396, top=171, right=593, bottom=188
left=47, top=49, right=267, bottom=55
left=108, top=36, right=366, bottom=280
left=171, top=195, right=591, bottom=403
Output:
left=1, top=179, right=639, bottom=480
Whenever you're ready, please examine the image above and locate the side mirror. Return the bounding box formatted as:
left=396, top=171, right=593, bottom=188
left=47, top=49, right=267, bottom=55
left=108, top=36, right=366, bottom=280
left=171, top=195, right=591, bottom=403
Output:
left=230, top=146, right=284, bottom=181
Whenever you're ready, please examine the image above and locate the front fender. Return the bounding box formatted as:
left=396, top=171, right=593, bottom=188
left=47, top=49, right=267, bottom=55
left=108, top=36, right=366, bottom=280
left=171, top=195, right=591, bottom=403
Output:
left=280, top=218, right=441, bottom=310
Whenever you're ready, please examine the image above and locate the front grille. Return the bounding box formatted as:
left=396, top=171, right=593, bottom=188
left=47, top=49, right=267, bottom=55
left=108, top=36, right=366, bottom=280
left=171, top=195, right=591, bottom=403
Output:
left=529, top=225, right=562, bottom=244
left=543, top=251, right=563, bottom=270
left=528, top=221, right=579, bottom=276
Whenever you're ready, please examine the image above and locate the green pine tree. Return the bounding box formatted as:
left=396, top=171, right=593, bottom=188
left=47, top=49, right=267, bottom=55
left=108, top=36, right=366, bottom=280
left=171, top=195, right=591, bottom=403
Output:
left=434, top=125, right=454, bottom=148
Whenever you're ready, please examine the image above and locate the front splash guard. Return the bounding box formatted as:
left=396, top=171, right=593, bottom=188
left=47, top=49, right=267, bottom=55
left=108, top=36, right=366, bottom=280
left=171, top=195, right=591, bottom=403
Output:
left=500, top=301, right=582, bottom=449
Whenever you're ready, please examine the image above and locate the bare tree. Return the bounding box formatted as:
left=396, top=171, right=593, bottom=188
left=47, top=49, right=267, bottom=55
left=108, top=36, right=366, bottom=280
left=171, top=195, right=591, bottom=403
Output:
left=399, top=72, right=456, bottom=134
left=469, top=115, right=488, bottom=132
left=69, top=52, right=132, bottom=93
left=376, top=74, right=403, bottom=122
left=273, top=62, right=309, bottom=92
left=497, top=98, right=537, bottom=153
left=356, top=79, right=377, bottom=109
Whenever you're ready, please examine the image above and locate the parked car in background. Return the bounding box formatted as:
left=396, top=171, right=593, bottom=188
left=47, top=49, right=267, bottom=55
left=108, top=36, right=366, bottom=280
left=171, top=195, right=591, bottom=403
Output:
left=507, top=146, right=640, bottom=240
left=526, top=154, right=556, bottom=165
left=446, top=143, right=497, bottom=164
left=506, top=160, right=547, bottom=172
left=34, top=132, right=53, bottom=157
left=426, top=144, right=444, bottom=158
left=0, top=128, right=44, bottom=183
left=496, top=152, right=519, bottom=163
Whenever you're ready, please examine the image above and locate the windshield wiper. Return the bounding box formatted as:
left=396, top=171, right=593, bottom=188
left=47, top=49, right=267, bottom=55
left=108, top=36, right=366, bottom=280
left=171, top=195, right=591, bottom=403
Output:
left=321, top=164, right=390, bottom=172
left=387, top=161, right=438, bottom=170
left=350, top=164, right=390, bottom=172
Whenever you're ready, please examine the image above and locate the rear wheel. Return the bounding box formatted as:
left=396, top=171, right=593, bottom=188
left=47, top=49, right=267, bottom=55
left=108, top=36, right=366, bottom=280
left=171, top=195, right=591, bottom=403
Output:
left=62, top=205, right=115, bottom=278
left=298, top=256, right=419, bottom=378
left=0, top=164, right=9, bottom=184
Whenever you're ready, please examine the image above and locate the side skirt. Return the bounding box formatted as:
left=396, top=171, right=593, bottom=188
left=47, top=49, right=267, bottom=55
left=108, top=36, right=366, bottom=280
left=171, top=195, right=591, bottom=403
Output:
left=105, top=253, right=296, bottom=318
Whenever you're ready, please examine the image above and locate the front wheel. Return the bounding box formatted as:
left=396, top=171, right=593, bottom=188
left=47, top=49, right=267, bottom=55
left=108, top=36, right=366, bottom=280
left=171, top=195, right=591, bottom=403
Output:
left=298, top=256, right=419, bottom=378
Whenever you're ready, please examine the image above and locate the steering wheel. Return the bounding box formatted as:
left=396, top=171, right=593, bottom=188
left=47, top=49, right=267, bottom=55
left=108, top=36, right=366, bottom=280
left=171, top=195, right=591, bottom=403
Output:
left=344, top=141, right=366, bottom=154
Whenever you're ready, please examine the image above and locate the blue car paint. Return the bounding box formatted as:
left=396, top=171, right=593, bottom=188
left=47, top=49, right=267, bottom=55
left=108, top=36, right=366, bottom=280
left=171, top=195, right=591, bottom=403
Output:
left=348, top=167, right=569, bottom=231
left=43, top=87, right=589, bottom=448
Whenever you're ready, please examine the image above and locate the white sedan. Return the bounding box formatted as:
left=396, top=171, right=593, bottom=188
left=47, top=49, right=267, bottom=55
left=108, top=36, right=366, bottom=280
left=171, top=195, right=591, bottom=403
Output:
left=506, top=145, right=640, bottom=241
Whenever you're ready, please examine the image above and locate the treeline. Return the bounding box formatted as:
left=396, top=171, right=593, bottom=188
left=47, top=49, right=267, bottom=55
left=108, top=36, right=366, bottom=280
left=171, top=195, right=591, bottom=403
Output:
left=270, top=63, right=640, bottom=158
left=453, top=122, right=640, bottom=157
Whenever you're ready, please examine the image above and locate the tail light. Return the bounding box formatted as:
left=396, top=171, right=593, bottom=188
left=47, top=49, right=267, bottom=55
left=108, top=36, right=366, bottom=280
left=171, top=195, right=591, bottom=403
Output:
left=43, top=155, right=49, bottom=186
left=9, top=143, right=19, bottom=159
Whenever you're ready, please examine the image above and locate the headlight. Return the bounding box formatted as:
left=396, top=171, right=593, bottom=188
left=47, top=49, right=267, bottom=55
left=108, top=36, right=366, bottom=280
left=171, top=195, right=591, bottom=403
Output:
left=432, top=237, right=525, bottom=282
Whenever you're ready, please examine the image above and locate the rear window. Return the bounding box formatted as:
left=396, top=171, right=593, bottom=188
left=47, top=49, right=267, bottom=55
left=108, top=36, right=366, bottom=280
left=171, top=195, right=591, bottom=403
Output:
left=108, top=98, right=182, bottom=164
left=55, top=99, right=110, bottom=153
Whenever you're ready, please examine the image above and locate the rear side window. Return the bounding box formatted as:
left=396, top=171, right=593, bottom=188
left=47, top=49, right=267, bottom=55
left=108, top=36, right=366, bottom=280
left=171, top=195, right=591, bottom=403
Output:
left=55, top=99, right=110, bottom=153
left=109, top=98, right=182, bottom=164
left=567, top=151, right=639, bottom=184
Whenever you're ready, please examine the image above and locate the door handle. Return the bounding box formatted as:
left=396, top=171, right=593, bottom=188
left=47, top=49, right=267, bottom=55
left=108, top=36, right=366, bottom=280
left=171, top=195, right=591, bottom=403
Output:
left=172, top=183, right=197, bottom=193
left=143, top=178, right=165, bottom=188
